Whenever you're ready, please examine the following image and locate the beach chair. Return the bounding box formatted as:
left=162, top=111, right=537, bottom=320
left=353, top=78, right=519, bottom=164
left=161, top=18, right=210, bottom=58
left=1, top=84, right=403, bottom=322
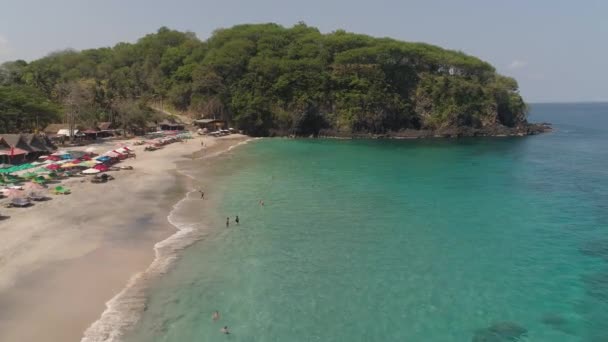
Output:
left=53, top=186, right=71, bottom=195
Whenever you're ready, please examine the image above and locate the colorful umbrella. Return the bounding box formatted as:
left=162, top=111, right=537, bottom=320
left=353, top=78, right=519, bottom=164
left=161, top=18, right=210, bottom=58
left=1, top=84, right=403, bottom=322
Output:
left=2, top=188, right=24, bottom=198
left=93, top=164, right=109, bottom=172
left=45, top=164, right=61, bottom=171
left=22, top=172, right=38, bottom=179
left=78, top=160, right=98, bottom=168
left=23, top=182, right=45, bottom=191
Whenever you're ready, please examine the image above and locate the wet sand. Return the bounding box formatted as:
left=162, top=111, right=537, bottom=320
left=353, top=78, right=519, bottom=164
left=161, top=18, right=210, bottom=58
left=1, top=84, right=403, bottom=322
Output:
left=0, top=134, right=248, bottom=342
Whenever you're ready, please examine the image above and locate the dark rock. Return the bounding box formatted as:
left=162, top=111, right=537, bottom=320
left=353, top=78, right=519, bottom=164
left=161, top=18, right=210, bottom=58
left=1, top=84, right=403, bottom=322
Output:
left=541, top=313, right=568, bottom=327
left=473, top=321, right=528, bottom=342
left=488, top=321, right=528, bottom=340
left=582, top=272, right=608, bottom=302
left=472, top=329, right=503, bottom=342
left=580, top=240, right=608, bottom=261
left=540, top=313, right=577, bottom=336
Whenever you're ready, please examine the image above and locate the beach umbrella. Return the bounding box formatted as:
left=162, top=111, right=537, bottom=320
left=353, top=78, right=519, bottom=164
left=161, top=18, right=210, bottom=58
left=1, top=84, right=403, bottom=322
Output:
left=94, top=164, right=109, bottom=172
left=2, top=188, right=24, bottom=198
left=22, top=172, right=38, bottom=179
left=82, top=168, right=101, bottom=174
left=78, top=160, right=98, bottom=168
left=60, top=163, right=80, bottom=169
left=96, top=156, right=111, bottom=162
left=45, top=164, right=61, bottom=171
left=23, top=182, right=45, bottom=192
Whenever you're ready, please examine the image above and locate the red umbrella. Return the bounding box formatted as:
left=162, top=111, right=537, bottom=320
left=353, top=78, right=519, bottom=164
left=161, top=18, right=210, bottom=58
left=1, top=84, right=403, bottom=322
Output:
left=46, top=155, right=62, bottom=161
left=94, top=164, right=109, bottom=172
left=45, top=164, right=61, bottom=170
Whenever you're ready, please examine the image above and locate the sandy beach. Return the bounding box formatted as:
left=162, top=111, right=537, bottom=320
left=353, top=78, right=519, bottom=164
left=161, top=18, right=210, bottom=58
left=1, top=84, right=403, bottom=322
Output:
left=0, top=134, right=249, bottom=342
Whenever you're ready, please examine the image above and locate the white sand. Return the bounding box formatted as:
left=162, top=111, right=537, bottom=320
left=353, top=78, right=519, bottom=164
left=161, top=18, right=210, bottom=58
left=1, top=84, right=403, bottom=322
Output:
left=0, top=134, right=249, bottom=342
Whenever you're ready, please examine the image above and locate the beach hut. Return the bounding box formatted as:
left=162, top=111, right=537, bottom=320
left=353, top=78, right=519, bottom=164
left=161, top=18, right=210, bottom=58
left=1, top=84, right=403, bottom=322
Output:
left=0, top=134, right=32, bottom=163
left=194, top=119, right=226, bottom=132
left=158, top=119, right=185, bottom=131
left=23, top=134, right=54, bottom=158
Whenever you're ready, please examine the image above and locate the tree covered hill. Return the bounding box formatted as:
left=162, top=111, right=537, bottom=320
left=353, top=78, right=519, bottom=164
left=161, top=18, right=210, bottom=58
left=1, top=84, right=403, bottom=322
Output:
left=0, top=23, right=533, bottom=136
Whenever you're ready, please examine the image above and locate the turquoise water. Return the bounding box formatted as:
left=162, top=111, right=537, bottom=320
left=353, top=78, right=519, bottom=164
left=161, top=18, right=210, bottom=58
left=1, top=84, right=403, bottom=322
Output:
left=126, top=103, right=608, bottom=342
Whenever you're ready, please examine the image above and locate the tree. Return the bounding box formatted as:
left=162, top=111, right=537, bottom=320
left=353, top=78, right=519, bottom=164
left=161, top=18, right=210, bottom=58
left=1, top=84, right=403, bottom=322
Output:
left=59, top=81, right=94, bottom=141
left=0, top=23, right=527, bottom=136
left=0, top=85, right=60, bottom=133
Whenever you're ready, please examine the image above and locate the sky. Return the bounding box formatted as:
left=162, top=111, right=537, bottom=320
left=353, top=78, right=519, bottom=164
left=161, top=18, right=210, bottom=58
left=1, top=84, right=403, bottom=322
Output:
left=0, top=0, right=606, bottom=103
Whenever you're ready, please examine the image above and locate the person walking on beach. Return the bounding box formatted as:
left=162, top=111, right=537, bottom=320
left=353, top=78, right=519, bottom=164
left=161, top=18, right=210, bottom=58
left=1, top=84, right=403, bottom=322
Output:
left=200, top=190, right=205, bottom=199
left=212, top=311, right=220, bottom=321
left=221, top=326, right=230, bottom=334
left=226, top=217, right=230, bottom=227
left=235, top=215, right=240, bottom=225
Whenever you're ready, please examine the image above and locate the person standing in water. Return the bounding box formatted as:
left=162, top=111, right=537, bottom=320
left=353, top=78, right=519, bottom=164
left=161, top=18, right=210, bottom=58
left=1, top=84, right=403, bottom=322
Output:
left=226, top=217, right=230, bottom=227
left=212, top=311, right=220, bottom=321
left=235, top=215, right=240, bottom=225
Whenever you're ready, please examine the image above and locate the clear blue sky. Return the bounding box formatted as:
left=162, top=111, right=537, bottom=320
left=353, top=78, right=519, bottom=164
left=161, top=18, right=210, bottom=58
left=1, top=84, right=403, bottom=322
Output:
left=0, top=0, right=605, bottom=102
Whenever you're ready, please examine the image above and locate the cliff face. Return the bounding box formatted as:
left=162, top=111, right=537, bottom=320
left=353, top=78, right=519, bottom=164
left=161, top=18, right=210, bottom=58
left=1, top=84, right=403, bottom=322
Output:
left=2, top=23, right=535, bottom=137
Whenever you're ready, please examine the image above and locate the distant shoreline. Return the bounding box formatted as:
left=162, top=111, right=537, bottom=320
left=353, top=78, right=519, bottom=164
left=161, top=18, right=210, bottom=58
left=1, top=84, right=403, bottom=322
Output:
left=271, top=122, right=553, bottom=140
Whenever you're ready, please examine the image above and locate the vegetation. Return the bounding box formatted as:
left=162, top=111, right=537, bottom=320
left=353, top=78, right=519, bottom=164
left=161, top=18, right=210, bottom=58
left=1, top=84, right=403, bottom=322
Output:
left=0, top=23, right=528, bottom=136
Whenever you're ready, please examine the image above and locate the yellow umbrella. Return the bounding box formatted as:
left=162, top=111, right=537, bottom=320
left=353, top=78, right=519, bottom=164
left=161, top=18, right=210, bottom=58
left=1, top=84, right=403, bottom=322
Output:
left=61, top=163, right=79, bottom=169
left=79, top=160, right=98, bottom=168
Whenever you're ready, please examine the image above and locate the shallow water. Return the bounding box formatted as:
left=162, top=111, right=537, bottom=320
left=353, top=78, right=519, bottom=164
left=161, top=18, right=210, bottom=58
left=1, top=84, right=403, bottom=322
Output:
left=126, top=103, right=608, bottom=342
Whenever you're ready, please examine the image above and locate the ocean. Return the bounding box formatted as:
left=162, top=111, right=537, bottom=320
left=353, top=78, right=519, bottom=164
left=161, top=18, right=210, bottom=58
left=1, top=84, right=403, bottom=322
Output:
left=123, top=103, right=608, bottom=342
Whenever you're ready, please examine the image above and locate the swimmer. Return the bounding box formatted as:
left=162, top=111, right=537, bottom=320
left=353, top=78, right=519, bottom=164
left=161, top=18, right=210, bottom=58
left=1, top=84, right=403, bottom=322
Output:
left=221, top=326, right=230, bottom=334
left=212, top=311, right=220, bottom=321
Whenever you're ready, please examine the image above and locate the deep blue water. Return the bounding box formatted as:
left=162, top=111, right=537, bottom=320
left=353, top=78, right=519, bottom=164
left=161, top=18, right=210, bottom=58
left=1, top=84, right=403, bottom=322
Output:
left=126, top=103, right=608, bottom=342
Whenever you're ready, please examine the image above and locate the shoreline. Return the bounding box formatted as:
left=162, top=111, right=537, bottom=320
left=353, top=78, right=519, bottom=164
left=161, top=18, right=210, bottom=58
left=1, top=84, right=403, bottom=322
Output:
left=82, top=135, right=254, bottom=342
left=282, top=122, right=553, bottom=139
left=0, top=134, right=250, bottom=342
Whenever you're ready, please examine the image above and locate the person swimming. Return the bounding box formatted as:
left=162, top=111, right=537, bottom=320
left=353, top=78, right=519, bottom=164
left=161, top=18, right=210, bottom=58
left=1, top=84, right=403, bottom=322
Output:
left=221, top=326, right=230, bottom=334
left=212, top=311, right=220, bottom=321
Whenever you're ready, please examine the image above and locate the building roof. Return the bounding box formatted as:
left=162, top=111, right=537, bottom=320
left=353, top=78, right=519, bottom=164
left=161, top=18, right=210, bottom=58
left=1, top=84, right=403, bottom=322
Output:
left=0, top=138, right=10, bottom=150
left=159, top=120, right=185, bottom=126
left=0, top=134, right=33, bottom=152
left=40, top=135, right=56, bottom=151
left=44, top=123, right=69, bottom=134
left=194, top=119, right=225, bottom=124
left=98, top=122, right=113, bottom=130
left=23, top=134, right=48, bottom=152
